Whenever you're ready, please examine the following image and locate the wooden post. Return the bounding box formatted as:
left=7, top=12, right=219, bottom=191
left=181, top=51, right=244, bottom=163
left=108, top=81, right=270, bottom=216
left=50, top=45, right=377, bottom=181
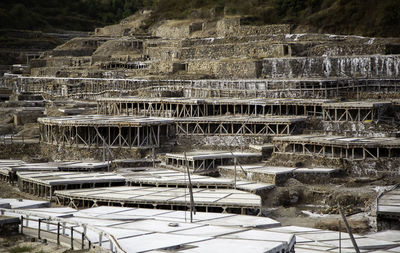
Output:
left=20, top=216, right=23, bottom=234
left=81, top=232, right=85, bottom=249
left=338, top=205, right=360, bottom=253
left=184, top=151, right=196, bottom=222
left=57, top=222, right=60, bottom=245
left=71, top=227, right=74, bottom=250
left=152, top=148, right=155, bottom=168
left=234, top=157, right=237, bottom=189
left=38, top=219, right=41, bottom=239
left=339, top=219, right=341, bottom=253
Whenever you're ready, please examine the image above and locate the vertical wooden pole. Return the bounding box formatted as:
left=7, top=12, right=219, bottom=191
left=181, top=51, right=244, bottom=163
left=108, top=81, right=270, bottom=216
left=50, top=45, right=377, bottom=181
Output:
left=57, top=222, right=60, bottom=245
left=184, top=151, right=195, bottom=222
left=38, top=219, right=41, bottom=239
left=71, top=227, right=74, bottom=250
left=339, top=205, right=360, bottom=253
left=20, top=216, right=23, bottom=234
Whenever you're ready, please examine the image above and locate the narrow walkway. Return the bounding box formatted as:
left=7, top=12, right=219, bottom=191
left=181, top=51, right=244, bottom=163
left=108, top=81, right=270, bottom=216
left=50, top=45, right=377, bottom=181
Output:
left=378, top=185, right=400, bottom=219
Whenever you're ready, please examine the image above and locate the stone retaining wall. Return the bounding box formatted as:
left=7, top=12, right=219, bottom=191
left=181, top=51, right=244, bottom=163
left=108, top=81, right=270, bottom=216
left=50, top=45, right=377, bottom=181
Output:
left=262, top=55, right=400, bottom=79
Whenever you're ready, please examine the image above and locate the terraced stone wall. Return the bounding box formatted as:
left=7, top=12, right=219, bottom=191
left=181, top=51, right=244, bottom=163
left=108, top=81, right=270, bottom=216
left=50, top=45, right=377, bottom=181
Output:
left=217, top=18, right=291, bottom=37
left=187, top=59, right=261, bottom=79
left=180, top=42, right=287, bottom=60
left=262, top=55, right=400, bottom=79
left=151, top=20, right=203, bottom=39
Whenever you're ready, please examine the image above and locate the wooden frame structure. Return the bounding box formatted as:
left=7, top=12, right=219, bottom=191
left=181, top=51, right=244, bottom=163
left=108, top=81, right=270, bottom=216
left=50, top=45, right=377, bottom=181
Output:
left=5, top=75, right=400, bottom=99
left=165, top=151, right=261, bottom=173
left=0, top=168, right=11, bottom=183
left=54, top=186, right=262, bottom=214
left=97, top=97, right=329, bottom=117
left=322, top=102, right=391, bottom=122
left=17, top=171, right=126, bottom=200
left=174, top=116, right=306, bottom=136
left=120, top=167, right=273, bottom=193
left=97, top=97, right=207, bottom=117
left=273, top=135, right=400, bottom=161
left=38, top=115, right=174, bottom=149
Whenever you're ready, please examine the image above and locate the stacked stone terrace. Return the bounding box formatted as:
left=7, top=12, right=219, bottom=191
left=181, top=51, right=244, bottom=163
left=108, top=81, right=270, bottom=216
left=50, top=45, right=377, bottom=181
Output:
left=4, top=15, right=400, bottom=252
left=4, top=15, right=400, bottom=178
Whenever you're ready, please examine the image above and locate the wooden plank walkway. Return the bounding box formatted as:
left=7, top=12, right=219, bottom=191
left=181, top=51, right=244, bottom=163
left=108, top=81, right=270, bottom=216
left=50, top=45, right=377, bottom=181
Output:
left=378, top=186, right=400, bottom=219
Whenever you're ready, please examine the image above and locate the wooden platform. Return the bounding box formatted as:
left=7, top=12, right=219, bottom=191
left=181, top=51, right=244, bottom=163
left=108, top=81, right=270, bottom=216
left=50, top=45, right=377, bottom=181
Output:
left=38, top=115, right=174, bottom=126
left=378, top=186, right=400, bottom=219
left=273, top=135, right=400, bottom=160
left=54, top=186, right=262, bottom=214
left=2, top=206, right=288, bottom=252
left=18, top=171, right=126, bottom=199
left=97, top=96, right=330, bottom=117
left=0, top=161, right=112, bottom=183
left=322, top=101, right=391, bottom=122
left=165, top=151, right=262, bottom=174
left=175, top=116, right=306, bottom=136
left=119, top=167, right=275, bottom=193
left=39, top=115, right=174, bottom=149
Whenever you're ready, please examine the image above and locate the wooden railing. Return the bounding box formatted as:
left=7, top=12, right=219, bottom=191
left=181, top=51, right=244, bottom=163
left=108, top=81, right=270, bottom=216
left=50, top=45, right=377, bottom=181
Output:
left=1, top=208, right=127, bottom=253
left=0, top=135, right=39, bottom=144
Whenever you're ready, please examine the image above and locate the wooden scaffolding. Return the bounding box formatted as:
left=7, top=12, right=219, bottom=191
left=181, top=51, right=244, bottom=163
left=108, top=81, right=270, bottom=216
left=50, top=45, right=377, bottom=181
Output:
left=174, top=116, right=306, bottom=136
left=273, top=135, right=400, bottom=161
left=38, top=115, right=174, bottom=149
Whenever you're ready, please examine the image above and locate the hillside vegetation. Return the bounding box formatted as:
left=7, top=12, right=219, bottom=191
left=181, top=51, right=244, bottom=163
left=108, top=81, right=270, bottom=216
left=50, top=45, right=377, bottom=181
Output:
left=1, top=0, right=400, bottom=37
left=147, top=0, right=400, bottom=37
left=0, top=0, right=143, bottom=32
